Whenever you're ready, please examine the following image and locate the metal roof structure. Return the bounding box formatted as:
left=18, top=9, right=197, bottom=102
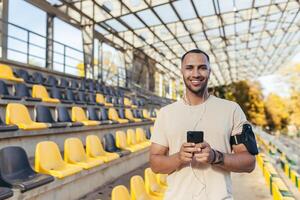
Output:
left=40, top=0, right=300, bottom=86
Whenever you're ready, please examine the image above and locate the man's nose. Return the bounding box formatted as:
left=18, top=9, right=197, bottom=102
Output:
left=191, top=68, right=201, bottom=77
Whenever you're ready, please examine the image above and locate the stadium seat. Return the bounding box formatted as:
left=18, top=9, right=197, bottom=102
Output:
left=78, top=80, right=86, bottom=91
left=100, top=108, right=118, bottom=124
left=87, top=93, right=102, bottom=105
left=86, top=135, right=119, bottom=162
left=59, top=78, right=69, bottom=89
left=0, top=64, right=24, bottom=82
left=78, top=91, right=95, bottom=105
left=130, top=175, right=162, bottom=200
left=0, top=146, right=54, bottom=192
left=0, top=80, right=20, bottom=100
left=70, top=79, right=79, bottom=90
left=127, top=129, right=145, bottom=150
left=108, top=108, right=129, bottom=124
left=102, top=133, right=131, bottom=157
left=36, top=105, right=68, bottom=128
left=15, top=69, right=35, bottom=84
left=144, top=168, right=165, bottom=197
left=156, top=174, right=167, bottom=190
left=143, top=109, right=155, bottom=121
left=0, top=116, right=18, bottom=132
left=124, top=97, right=132, bottom=108
left=6, top=103, right=48, bottom=130
left=87, top=81, right=95, bottom=92
left=87, top=107, right=111, bottom=125
left=95, top=83, right=103, bottom=93
left=96, top=94, right=113, bottom=107
left=118, top=108, right=134, bottom=123
left=115, top=131, right=141, bottom=152
left=66, top=89, right=84, bottom=104
left=15, top=83, right=41, bottom=102
left=118, top=97, right=124, bottom=106
left=45, top=75, right=58, bottom=87
left=136, top=128, right=151, bottom=147
left=32, top=72, right=51, bottom=87
left=64, top=138, right=103, bottom=169
left=35, top=141, right=83, bottom=178
left=125, top=109, right=142, bottom=123
left=0, top=187, right=13, bottom=199
left=56, top=106, right=84, bottom=127
left=71, top=107, right=100, bottom=126
left=50, top=87, right=73, bottom=104
left=32, top=85, right=60, bottom=103
left=111, top=185, right=131, bottom=200
left=145, top=128, right=151, bottom=140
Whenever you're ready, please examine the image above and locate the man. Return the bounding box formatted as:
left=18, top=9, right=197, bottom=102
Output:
left=150, top=49, right=257, bottom=200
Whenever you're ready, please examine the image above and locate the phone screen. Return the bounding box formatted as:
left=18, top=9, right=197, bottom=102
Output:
left=187, top=131, right=204, bottom=143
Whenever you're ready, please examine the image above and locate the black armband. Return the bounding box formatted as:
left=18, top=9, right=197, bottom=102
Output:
left=230, top=124, right=259, bottom=155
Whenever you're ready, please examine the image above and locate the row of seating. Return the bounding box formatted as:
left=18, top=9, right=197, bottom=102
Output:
left=0, top=80, right=145, bottom=108
left=0, top=103, right=156, bottom=131
left=35, top=128, right=151, bottom=178
left=0, top=126, right=152, bottom=199
left=111, top=168, right=167, bottom=200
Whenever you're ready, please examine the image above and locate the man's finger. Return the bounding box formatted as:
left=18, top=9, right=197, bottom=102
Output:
left=183, top=143, right=195, bottom=147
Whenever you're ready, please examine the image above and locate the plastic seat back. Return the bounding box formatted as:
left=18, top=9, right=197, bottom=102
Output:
left=6, top=103, right=33, bottom=125
left=143, top=109, right=150, bottom=118
left=87, top=107, right=99, bottom=121
left=15, top=69, right=32, bottom=82
left=88, top=93, right=96, bottom=104
left=35, top=141, right=65, bottom=172
left=32, top=72, right=45, bottom=84
left=15, top=83, right=31, bottom=98
left=32, top=85, right=50, bottom=99
left=115, top=131, right=128, bottom=149
left=57, top=106, right=72, bottom=122
left=0, top=64, right=22, bottom=80
left=64, top=138, right=87, bottom=163
left=103, top=133, right=118, bottom=152
left=127, top=129, right=138, bottom=145
left=144, top=168, right=160, bottom=194
left=72, top=107, right=88, bottom=122
left=108, top=108, right=119, bottom=120
left=46, top=75, right=58, bottom=86
left=130, top=176, right=151, bottom=200
left=50, top=87, right=63, bottom=99
left=59, top=78, right=69, bottom=88
left=86, top=135, right=105, bottom=157
left=145, top=128, right=151, bottom=140
left=100, top=108, right=109, bottom=121
left=66, top=89, right=75, bottom=101
left=96, top=94, right=105, bottom=104
left=118, top=108, right=126, bottom=119
left=70, top=80, right=79, bottom=90
left=77, top=92, right=87, bottom=102
left=0, top=80, right=11, bottom=96
left=0, top=146, right=35, bottom=181
left=112, top=185, right=131, bottom=200
left=136, top=128, right=146, bottom=143
left=125, top=109, right=134, bottom=119
left=36, top=105, right=55, bottom=123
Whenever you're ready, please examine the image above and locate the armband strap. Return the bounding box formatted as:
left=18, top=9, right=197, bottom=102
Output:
left=230, top=124, right=259, bottom=155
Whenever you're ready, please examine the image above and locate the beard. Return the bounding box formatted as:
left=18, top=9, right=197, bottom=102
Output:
left=183, top=76, right=209, bottom=96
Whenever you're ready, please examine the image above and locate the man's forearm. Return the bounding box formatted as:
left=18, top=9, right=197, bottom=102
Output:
left=216, top=151, right=256, bottom=173
left=150, top=153, right=181, bottom=174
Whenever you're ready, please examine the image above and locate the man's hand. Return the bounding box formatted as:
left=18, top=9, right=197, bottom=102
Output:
left=178, top=143, right=196, bottom=166
left=194, top=141, right=214, bottom=164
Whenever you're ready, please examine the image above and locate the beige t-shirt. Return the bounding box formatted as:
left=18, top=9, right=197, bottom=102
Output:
left=151, top=95, right=247, bottom=200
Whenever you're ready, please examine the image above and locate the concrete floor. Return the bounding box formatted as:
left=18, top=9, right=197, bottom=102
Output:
left=80, top=163, right=272, bottom=200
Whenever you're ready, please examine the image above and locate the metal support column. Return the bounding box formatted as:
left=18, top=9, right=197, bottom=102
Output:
left=0, top=0, right=9, bottom=59
left=81, top=22, right=94, bottom=79
left=46, top=14, right=54, bottom=69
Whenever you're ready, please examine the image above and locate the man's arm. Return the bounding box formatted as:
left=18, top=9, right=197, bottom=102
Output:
left=150, top=142, right=196, bottom=174
left=194, top=142, right=256, bottom=173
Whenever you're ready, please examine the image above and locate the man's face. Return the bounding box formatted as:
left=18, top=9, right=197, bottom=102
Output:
left=181, top=52, right=211, bottom=95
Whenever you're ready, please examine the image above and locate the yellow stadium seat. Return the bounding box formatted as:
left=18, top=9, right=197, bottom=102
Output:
left=271, top=178, right=294, bottom=200
left=6, top=103, right=48, bottom=130
left=136, top=128, right=151, bottom=147
left=130, top=175, right=162, bottom=200
left=143, top=109, right=155, bottom=121
left=150, top=126, right=154, bottom=134
left=96, top=93, right=113, bottom=107
left=156, top=174, right=168, bottom=190
left=32, top=85, right=60, bottom=103
left=124, top=97, right=132, bottom=107
left=86, top=135, right=119, bottom=162
left=125, top=109, right=142, bottom=122
left=111, top=185, right=131, bottom=200
left=0, top=64, right=24, bottom=82
left=71, top=107, right=100, bottom=126
left=115, top=130, right=141, bottom=152
left=127, top=129, right=145, bottom=150
left=64, top=138, right=104, bottom=169
left=108, top=108, right=129, bottom=124
left=35, top=141, right=83, bottom=178
left=145, top=168, right=165, bottom=197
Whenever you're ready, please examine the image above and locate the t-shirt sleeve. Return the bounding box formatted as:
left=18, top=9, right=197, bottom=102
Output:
left=150, top=108, right=168, bottom=147
left=231, top=103, right=248, bottom=136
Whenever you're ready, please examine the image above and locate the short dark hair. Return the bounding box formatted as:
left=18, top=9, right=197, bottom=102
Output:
left=181, top=49, right=210, bottom=63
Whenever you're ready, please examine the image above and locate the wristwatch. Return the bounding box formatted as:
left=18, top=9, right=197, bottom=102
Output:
left=212, top=150, right=224, bottom=165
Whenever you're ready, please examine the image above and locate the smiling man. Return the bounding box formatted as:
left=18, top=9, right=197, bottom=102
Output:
left=150, top=49, right=258, bottom=200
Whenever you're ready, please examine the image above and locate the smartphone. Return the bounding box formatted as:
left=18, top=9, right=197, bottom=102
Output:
left=187, top=131, right=204, bottom=144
